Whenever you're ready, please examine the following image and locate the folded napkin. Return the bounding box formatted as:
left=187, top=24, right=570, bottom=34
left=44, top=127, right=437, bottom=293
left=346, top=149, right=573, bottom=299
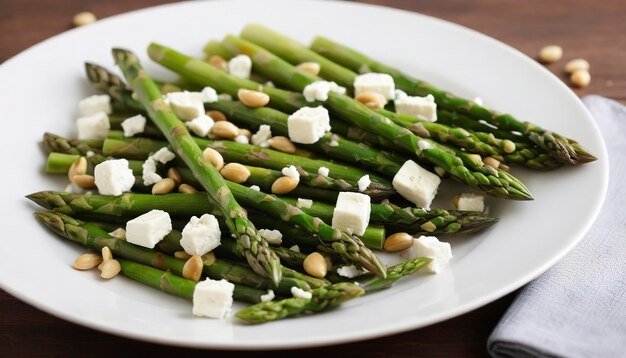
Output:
left=487, top=95, right=626, bottom=358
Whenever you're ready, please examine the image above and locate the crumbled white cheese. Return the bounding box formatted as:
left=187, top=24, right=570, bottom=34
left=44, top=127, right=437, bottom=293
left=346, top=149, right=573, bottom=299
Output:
left=234, top=134, right=249, bottom=144
left=291, top=286, right=312, bottom=299
left=404, top=236, right=452, bottom=274
left=473, top=97, right=483, bottom=106
left=297, top=198, right=313, bottom=209
left=227, top=55, right=252, bottom=79
left=152, top=147, right=176, bottom=164
left=357, top=175, right=371, bottom=192
left=392, top=160, right=441, bottom=209
left=332, top=192, right=371, bottom=236
left=64, top=183, right=84, bottom=194
left=418, top=139, right=433, bottom=153
left=142, top=157, right=162, bottom=186
left=165, top=91, right=205, bottom=121
left=260, top=289, right=275, bottom=303
left=200, top=87, right=219, bottom=103
left=395, top=89, right=408, bottom=100
left=180, top=214, right=222, bottom=256
left=79, top=94, right=112, bottom=116
left=86, top=151, right=95, bottom=158
left=287, top=106, right=331, bottom=144
left=302, top=81, right=346, bottom=102
left=77, top=111, right=110, bottom=140
left=337, top=265, right=365, bottom=278
left=93, top=159, right=135, bottom=196
left=258, top=229, right=283, bottom=245
left=289, top=245, right=300, bottom=252
left=251, top=124, right=272, bottom=147
left=457, top=193, right=485, bottom=212
left=185, top=114, right=214, bottom=137
left=250, top=185, right=260, bottom=191
left=318, top=167, right=330, bottom=177
left=121, top=114, right=146, bottom=137
left=125, top=210, right=172, bottom=249
left=353, top=73, right=395, bottom=101
left=192, top=278, right=234, bottom=318
left=217, top=93, right=232, bottom=101
left=395, top=94, right=437, bottom=122
left=281, top=165, right=300, bottom=180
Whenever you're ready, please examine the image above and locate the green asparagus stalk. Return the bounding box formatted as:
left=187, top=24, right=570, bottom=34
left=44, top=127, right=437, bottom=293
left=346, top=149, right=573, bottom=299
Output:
left=308, top=35, right=596, bottom=165
left=113, top=48, right=282, bottom=284
left=358, top=257, right=432, bottom=292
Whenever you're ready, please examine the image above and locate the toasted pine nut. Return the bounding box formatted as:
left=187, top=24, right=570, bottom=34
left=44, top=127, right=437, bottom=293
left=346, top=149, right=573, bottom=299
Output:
left=268, top=136, right=297, bottom=153
left=355, top=91, right=386, bottom=109
left=178, top=183, right=199, bottom=193
left=420, top=221, right=437, bottom=233
left=383, top=232, right=414, bottom=252
left=295, top=62, right=321, bottom=76
left=101, top=246, right=113, bottom=262
left=238, top=128, right=252, bottom=139
left=501, top=139, right=516, bottom=154
left=452, top=195, right=461, bottom=209
left=303, top=252, right=327, bottom=278
left=206, top=110, right=227, bottom=122
left=565, top=58, right=590, bottom=73
left=238, top=89, right=270, bottom=108
left=208, top=55, right=227, bottom=70
left=174, top=251, right=192, bottom=260
left=109, top=227, right=125, bottom=239
left=202, top=147, right=224, bottom=170
left=483, top=157, right=501, bottom=169
left=538, top=45, right=563, bottom=63
left=220, top=163, right=251, bottom=183
left=570, top=70, right=591, bottom=88
left=73, top=12, right=97, bottom=27
left=100, top=259, right=121, bottom=279
left=499, top=163, right=510, bottom=172
left=183, top=255, right=203, bottom=281
left=72, top=174, right=95, bottom=189
left=271, top=176, right=299, bottom=194
left=68, top=156, right=87, bottom=181
left=211, top=121, right=239, bottom=139
left=167, top=167, right=182, bottom=185
left=72, top=253, right=102, bottom=270
left=152, top=178, right=176, bottom=195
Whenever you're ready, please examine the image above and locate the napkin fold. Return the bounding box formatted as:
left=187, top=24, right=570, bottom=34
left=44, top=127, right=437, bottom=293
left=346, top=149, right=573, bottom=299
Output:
left=487, top=95, right=626, bottom=358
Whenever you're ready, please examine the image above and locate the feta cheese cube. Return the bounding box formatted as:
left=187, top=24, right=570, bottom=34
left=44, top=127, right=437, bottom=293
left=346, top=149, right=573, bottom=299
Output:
left=234, top=134, right=249, bottom=144
left=331, top=192, right=371, bottom=236
left=457, top=193, right=485, bottom=212
left=121, top=114, right=146, bottom=137
left=192, top=278, right=234, bottom=318
left=260, top=289, right=275, bottom=303
left=404, top=236, right=452, bottom=274
left=353, top=73, right=395, bottom=101
left=258, top=229, right=282, bottom=245
left=93, top=159, right=135, bottom=196
left=251, top=124, right=272, bottom=147
left=281, top=165, right=300, bottom=180
left=227, top=55, right=252, bottom=79
left=165, top=92, right=205, bottom=121
left=126, top=209, right=172, bottom=249
left=287, top=106, right=331, bottom=144
left=291, top=286, right=312, bottom=299
left=357, top=175, right=371, bottom=192
left=395, top=94, right=438, bottom=122
left=180, top=214, right=221, bottom=256
left=77, top=111, right=110, bottom=140
left=318, top=167, right=330, bottom=177
left=152, top=147, right=175, bottom=164
left=336, top=265, right=365, bottom=278
left=297, top=198, right=313, bottom=209
left=392, top=160, right=441, bottom=209
left=185, top=114, right=214, bottom=137
left=200, top=87, right=219, bottom=103
left=303, top=81, right=346, bottom=102
left=79, top=94, right=112, bottom=116
left=142, top=157, right=162, bottom=186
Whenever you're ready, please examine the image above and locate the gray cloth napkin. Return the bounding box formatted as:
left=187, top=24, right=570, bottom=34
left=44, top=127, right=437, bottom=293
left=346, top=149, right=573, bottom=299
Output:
left=487, top=95, right=626, bottom=358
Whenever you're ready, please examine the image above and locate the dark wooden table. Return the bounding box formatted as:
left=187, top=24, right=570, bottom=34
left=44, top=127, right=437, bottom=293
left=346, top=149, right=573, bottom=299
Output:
left=1, top=1, right=624, bottom=356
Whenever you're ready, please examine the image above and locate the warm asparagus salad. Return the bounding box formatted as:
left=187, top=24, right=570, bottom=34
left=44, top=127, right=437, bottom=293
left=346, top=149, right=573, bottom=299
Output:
left=28, top=24, right=596, bottom=324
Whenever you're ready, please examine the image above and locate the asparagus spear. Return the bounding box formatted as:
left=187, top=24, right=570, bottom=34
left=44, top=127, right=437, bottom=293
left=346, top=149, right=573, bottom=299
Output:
left=113, top=48, right=281, bottom=284
left=308, top=35, right=597, bottom=165
left=358, top=257, right=432, bottom=292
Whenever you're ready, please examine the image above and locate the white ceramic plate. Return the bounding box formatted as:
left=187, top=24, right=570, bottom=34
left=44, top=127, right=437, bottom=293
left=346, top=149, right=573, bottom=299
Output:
left=0, top=0, right=608, bottom=349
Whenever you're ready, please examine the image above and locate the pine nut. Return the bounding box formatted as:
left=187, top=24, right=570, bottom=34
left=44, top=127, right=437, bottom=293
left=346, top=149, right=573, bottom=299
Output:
left=73, top=12, right=97, bottom=27
left=420, top=221, right=437, bottom=233
left=109, top=228, right=126, bottom=239
left=268, top=136, right=297, bottom=153
left=499, top=163, right=510, bottom=172
left=452, top=195, right=460, bottom=209
left=565, top=58, right=590, bottom=73
left=68, top=156, right=87, bottom=181
left=238, top=89, right=270, bottom=108
left=100, top=259, right=121, bottom=279
left=72, top=253, right=102, bottom=270
left=101, top=246, right=113, bottom=261
left=211, top=121, right=239, bottom=139
left=383, top=232, right=414, bottom=252
left=501, top=139, right=516, bottom=154
left=483, top=157, right=501, bottom=169
left=202, top=147, right=224, bottom=170
left=167, top=167, right=183, bottom=185
left=220, top=163, right=251, bottom=183
left=271, top=176, right=299, bottom=194
left=303, top=252, right=327, bottom=278
left=183, top=255, right=203, bottom=281
left=178, top=183, right=199, bottom=193
left=355, top=91, right=386, bottom=109
left=152, top=178, right=176, bottom=195
left=571, top=70, right=591, bottom=88
left=239, top=128, right=252, bottom=139
left=208, top=55, right=227, bottom=70
left=538, top=45, right=563, bottom=63
left=72, top=174, right=95, bottom=189
left=295, top=62, right=321, bottom=76
left=207, top=110, right=227, bottom=122
left=174, top=251, right=192, bottom=260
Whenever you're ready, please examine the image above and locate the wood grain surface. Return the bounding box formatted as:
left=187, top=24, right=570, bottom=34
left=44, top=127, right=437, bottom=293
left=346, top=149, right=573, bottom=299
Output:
left=1, top=0, right=623, bottom=356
